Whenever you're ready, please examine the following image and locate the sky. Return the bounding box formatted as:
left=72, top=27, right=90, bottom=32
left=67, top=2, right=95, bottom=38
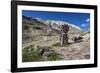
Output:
left=22, top=10, right=90, bottom=30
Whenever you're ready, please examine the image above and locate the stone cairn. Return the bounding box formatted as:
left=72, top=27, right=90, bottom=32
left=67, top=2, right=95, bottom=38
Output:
left=60, top=24, right=69, bottom=46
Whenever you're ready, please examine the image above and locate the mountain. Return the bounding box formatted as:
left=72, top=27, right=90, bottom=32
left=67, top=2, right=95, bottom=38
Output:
left=45, top=20, right=82, bottom=31
left=23, top=15, right=83, bottom=31
left=22, top=15, right=84, bottom=44
left=44, top=20, right=83, bottom=38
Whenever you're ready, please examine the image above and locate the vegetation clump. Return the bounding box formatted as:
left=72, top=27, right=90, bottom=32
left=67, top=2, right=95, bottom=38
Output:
left=22, top=45, right=62, bottom=62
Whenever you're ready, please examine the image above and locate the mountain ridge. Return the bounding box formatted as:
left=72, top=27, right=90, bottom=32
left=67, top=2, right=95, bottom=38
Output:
left=22, top=15, right=83, bottom=31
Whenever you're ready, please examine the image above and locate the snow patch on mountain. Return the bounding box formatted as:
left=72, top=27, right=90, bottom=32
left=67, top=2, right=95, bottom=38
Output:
left=45, top=20, right=82, bottom=31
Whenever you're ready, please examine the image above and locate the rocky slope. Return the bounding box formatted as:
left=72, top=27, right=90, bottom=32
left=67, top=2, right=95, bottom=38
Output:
left=22, top=15, right=83, bottom=44
left=22, top=15, right=90, bottom=61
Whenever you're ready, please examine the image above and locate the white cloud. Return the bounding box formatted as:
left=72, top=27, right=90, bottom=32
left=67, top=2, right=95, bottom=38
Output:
left=86, top=18, right=90, bottom=22
left=81, top=24, right=86, bottom=27
left=81, top=23, right=89, bottom=27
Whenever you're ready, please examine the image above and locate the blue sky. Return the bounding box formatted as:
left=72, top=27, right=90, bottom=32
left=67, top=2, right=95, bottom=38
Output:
left=22, top=10, right=90, bottom=30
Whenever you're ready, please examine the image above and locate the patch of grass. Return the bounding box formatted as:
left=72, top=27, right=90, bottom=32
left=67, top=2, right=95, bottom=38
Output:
left=22, top=45, right=62, bottom=62
left=47, top=54, right=62, bottom=61
left=22, top=46, right=43, bottom=62
left=22, top=52, right=43, bottom=62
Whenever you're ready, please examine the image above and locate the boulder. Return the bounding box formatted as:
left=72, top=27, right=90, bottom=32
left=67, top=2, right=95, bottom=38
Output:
left=72, top=36, right=83, bottom=43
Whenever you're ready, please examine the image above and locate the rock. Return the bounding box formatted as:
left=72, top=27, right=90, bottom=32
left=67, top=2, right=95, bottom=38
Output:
left=34, top=44, right=39, bottom=51
left=38, top=48, right=56, bottom=59
left=60, top=33, right=68, bottom=46
left=72, top=36, right=83, bottom=43
left=42, top=49, right=54, bottom=58
left=84, top=54, right=90, bottom=59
